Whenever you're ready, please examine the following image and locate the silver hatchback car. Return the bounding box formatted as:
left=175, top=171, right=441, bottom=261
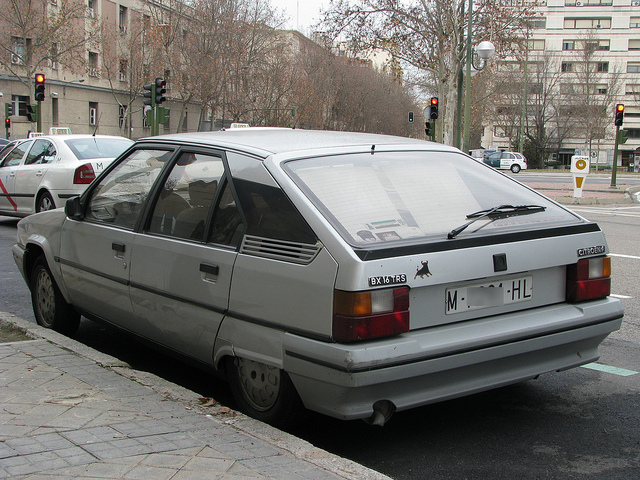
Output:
left=13, top=129, right=623, bottom=426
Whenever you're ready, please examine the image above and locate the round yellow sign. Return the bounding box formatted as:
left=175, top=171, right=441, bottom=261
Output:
left=576, top=159, right=587, bottom=170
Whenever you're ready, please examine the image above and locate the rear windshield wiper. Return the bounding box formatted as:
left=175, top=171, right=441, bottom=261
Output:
left=447, top=204, right=546, bottom=239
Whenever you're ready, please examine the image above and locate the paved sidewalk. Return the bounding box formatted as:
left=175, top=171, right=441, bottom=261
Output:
left=0, top=313, right=390, bottom=480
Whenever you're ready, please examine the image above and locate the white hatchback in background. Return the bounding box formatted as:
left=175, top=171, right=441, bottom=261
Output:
left=484, top=151, right=528, bottom=173
left=0, top=134, right=133, bottom=217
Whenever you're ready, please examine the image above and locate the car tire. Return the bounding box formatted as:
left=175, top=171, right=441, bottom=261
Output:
left=510, top=164, right=521, bottom=174
left=36, top=191, right=55, bottom=213
left=226, top=356, right=303, bottom=427
left=31, top=256, right=80, bottom=336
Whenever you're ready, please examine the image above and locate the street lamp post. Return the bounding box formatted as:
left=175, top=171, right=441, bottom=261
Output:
left=456, top=0, right=495, bottom=153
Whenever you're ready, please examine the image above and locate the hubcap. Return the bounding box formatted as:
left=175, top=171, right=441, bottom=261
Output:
left=39, top=196, right=53, bottom=211
left=35, top=269, right=56, bottom=327
left=236, top=358, right=280, bottom=412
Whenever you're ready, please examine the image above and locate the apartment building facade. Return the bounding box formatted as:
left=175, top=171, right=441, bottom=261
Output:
left=1, top=0, right=196, bottom=140
left=482, top=0, right=640, bottom=169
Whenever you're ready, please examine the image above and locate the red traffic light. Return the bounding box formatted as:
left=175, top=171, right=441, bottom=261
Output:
left=615, top=103, right=624, bottom=127
left=5, top=118, right=10, bottom=129
left=34, top=73, right=46, bottom=101
left=430, top=97, right=438, bottom=106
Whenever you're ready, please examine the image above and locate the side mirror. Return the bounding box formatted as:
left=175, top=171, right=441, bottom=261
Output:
left=65, top=196, right=83, bottom=220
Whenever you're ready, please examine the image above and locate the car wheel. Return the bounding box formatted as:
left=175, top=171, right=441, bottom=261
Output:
left=227, top=356, right=303, bottom=427
left=31, top=256, right=80, bottom=336
left=510, top=164, right=521, bottom=173
left=36, top=191, right=55, bottom=213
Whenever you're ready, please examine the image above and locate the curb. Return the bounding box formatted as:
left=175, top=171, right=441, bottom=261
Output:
left=0, top=312, right=392, bottom=480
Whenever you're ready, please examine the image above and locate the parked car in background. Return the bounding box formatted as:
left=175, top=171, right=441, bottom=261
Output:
left=13, top=129, right=622, bottom=427
left=484, top=151, right=528, bottom=173
left=0, top=134, right=133, bottom=217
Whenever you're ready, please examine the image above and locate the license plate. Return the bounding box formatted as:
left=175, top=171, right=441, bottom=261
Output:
left=445, top=276, right=533, bottom=314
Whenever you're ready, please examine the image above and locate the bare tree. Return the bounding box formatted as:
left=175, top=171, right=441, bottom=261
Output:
left=317, top=0, right=534, bottom=144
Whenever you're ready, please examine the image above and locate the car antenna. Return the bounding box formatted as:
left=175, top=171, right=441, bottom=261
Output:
left=371, top=144, right=375, bottom=154
left=92, top=113, right=102, bottom=136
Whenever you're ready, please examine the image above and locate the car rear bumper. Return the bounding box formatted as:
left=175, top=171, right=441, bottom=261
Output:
left=283, top=298, right=623, bottom=420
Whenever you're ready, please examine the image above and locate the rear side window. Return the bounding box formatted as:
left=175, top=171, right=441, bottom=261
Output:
left=233, top=179, right=317, bottom=244
left=65, top=137, right=133, bottom=160
left=285, top=151, right=580, bottom=247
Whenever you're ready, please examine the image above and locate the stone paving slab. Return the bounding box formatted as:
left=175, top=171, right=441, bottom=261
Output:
left=0, top=314, right=390, bottom=480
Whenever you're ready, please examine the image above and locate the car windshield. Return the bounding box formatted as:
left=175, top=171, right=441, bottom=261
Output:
left=284, top=151, right=581, bottom=247
left=64, top=137, right=133, bottom=160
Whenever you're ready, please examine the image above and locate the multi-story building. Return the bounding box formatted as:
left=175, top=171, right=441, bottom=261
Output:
left=482, top=0, right=640, bottom=170
left=1, top=0, right=197, bottom=140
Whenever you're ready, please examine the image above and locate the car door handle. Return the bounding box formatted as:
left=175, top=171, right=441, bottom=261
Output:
left=200, top=263, right=220, bottom=283
left=200, top=263, right=219, bottom=276
left=112, top=242, right=126, bottom=256
left=36, top=171, right=44, bottom=176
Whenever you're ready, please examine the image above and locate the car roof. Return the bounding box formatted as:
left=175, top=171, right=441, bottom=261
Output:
left=147, top=128, right=459, bottom=158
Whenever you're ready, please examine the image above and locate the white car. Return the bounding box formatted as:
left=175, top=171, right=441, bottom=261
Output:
left=0, top=134, right=133, bottom=217
left=13, top=129, right=622, bottom=427
left=484, top=151, right=528, bottom=173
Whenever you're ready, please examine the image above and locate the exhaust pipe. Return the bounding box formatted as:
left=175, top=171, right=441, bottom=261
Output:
left=364, top=400, right=395, bottom=427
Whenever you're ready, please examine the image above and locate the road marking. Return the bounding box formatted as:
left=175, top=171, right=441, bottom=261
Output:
left=610, top=294, right=633, bottom=299
left=609, top=253, right=640, bottom=260
left=581, top=363, right=638, bottom=377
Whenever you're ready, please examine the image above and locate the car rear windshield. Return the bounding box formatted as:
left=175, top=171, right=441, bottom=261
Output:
left=284, top=150, right=582, bottom=247
left=65, top=137, right=132, bottom=160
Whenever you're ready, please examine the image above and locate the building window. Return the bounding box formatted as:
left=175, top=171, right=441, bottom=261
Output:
left=12, top=95, right=30, bottom=117
left=632, top=17, right=640, bottom=28
left=563, top=40, right=575, bottom=50
left=50, top=43, right=59, bottom=69
left=11, top=37, right=28, bottom=65
left=89, top=102, right=98, bottom=125
left=119, top=6, right=128, bottom=33
left=596, top=62, right=609, bottom=72
left=52, top=97, right=59, bottom=125
left=119, top=60, right=128, bottom=82
left=626, top=84, right=640, bottom=94
left=595, top=85, right=607, bottom=94
left=629, top=40, right=640, bottom=51
left=182, top=111, right=187, bottom=132
left=564, top=18, right=611, bottom=29
left=88, top=52, right=99, bottom=77
left=561, top=62, right=574, bottom=73
left=526, top=18, right=546, bottom=29
left=628, top=62, right=640, bottom=73
left=565, top=0, right=612, bottom=5
left=528, top=39, right=545, bottom=50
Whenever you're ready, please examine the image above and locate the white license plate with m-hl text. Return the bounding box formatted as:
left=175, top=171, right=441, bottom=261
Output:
left=445, top=276, right=533, bottom=314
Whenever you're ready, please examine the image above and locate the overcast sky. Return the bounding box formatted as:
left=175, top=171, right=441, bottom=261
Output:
left=269, top=0, right=325, bottom=33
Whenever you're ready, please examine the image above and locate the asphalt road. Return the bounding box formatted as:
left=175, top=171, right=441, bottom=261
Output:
left=1, top=201, right=639, bottom=479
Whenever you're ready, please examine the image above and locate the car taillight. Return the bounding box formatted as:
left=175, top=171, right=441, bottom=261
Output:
left=74, top=164, right=96, bottom=184
left=566, top=256, right=611, bottom=302
left=333, top=287, right=410, bottom=342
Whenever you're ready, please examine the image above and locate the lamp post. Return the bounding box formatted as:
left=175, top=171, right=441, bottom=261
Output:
left=456, top=0, right=495, bottom=153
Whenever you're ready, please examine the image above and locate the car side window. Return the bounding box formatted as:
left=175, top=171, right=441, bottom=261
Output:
left=1, top=142, right=31, bottom=167
left=208, top=180, right=244, bottom=247
left=25, top=140, right=56, bottom=165
left=86, top=149, right=173, bottom=229
left=148, top=151, right=223, bottom=240
left=231, top=178, right=317, bottom=244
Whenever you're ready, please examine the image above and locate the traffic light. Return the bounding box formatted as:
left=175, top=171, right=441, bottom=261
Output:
left=408, top=111, right=414, bottom=123
left=34, top=74, right=46, bottom=102
left=26, top=104, right=36, bottom=122
left=614, top=104, right=624, bottom=127
left=429, top=97, right=439, bottom=120
left=425, top=121, right=431, bottom=137
left=617, top=129, right=628, bottom=144
left=143, top=82, right=154, bottom=107
left=154, top=78, right=166, bottom=105
left=5, top=118, right=10, bottom=129
left=5, top=103, right=13, bottom=117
